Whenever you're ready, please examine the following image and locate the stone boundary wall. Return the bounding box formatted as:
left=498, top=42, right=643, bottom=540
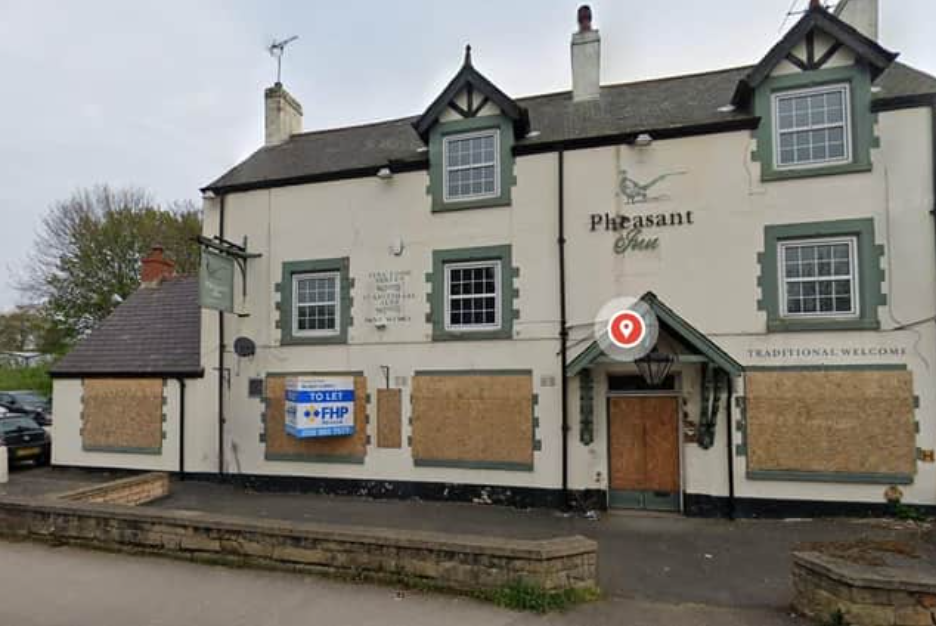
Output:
left=0, top=496, right=598, bottom=593
left=792, top=551, right=936, bottom=626
left=56, top=473, right=170, bottom=506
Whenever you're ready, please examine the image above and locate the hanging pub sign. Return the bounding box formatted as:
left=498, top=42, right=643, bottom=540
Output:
left=285, top=377, right=356, bottom=439
left=199, top=250, right=235, bottom=312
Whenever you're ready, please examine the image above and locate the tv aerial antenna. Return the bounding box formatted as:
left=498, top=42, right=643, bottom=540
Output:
left=268, top=35, right=299, bottom=84
left=779, top=0, right=837, bottom=32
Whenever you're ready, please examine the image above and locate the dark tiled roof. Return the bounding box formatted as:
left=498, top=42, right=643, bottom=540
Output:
left=50, top=277, right=202, bottom=378
left=204, top=62, right=936, bottom=194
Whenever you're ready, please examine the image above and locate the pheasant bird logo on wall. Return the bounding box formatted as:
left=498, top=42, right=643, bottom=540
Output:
left=618, top=169, right=687, bottom=204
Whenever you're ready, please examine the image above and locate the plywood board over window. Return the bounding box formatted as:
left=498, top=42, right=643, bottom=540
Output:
left=82, top=379, right=164, bottom=454
left=376, top=388, right=402, bottom=449
left=411, top=372, right=533, bottom=471
left=264, top=375, right=367, bottom=463
left=746, top=369, right=916, bottom=483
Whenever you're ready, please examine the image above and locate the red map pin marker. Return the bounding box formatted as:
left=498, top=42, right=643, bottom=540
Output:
left=607, top=309, right=647, bottom=349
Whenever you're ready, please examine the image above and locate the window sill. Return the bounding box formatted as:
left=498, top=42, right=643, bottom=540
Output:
left=767, top=317, right=880, bottom=333
left=432, top=328, right=513, bottom=341
left=431, top=196, right=511, bottom=213
left=761, top=161, right=872, bottom=182
left=280, top=334, right=348, bottom=346
left=747, top=470, right=913, bottom=485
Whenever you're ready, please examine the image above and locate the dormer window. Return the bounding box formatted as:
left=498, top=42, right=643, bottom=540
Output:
left=773, top=84, right=851, bottom=168
left=443, top=130, right=500, bottom=202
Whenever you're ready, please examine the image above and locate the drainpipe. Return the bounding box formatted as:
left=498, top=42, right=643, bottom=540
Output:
left=558, top=149, right=570, bottom=509
left=217, top=194, right=226, bottom=477
left=176, top=377, right=186, bottom=480
left=931, top=103, right=936, bottom=247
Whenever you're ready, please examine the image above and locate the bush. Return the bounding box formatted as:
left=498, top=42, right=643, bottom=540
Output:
left=0, top=366, right=52, bottom=396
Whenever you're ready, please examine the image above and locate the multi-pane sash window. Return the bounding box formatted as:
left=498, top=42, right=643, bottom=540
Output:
left=443, top=130, right=499, bottom=202
left=292, top=271, right=340, bottom=336
left=780, top=238, right=858, bottom=318
left=774, top=84, right=850, bottom=168
left=444, top=260, right=501, bottom=331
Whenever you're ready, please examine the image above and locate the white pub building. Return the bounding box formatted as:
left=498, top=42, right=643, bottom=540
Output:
left=51, top=1, right=936, bottom=517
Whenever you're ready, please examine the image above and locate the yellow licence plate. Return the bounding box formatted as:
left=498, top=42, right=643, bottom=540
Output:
left=14, top=447, right=41, bottom=458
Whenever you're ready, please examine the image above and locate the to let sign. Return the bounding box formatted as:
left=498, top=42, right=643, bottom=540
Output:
left=199, top=250, right=234, bottom=312
left=285, top=377, right=356, bottom=439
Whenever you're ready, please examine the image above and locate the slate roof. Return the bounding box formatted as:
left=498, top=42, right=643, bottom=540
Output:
left=50, top=277, right=202, bottom=378
left=204, top=62, right=936, bottom=194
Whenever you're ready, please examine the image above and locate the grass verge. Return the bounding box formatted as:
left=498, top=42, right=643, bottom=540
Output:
left=479, top=581, right=601, bottom=613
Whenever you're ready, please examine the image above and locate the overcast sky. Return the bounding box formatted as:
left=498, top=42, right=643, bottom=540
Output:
left=0, top=0, right=933, bottom=311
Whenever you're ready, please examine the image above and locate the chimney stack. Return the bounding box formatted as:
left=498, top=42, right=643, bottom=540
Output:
left=834, top=0, right=879, bottom=41
left=264, top=82, right=303, bottom=146
left=571, top=5, right=601, bottom=102
left=141, top=245, right=175, bottom=287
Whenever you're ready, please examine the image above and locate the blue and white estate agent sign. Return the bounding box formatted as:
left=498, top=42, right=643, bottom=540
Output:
left=285, top=377, right=356, bottom=439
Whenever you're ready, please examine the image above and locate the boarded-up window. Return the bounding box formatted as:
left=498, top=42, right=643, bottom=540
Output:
left=376, top=388, right=402, bottom=449
left=411, top=373, right=533, bottom=470
left=746, top=369, right=916, bottom=481
left=264, top=375, right=367, bottom=463
left=82, top=379, right=164, bottom=454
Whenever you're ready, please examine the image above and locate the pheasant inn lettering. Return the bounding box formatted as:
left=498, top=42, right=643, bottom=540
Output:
left=589, top=211, right=695, bottom=255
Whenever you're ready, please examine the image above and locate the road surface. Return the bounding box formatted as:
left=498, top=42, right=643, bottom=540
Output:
left=0, top=540, right=799, bottom=625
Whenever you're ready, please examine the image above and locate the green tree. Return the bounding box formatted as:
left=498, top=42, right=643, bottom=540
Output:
left=0, top=307, right=41, bottom=352
left=17, top=185, right=201, bottom=348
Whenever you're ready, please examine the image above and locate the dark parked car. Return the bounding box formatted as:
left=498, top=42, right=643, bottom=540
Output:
left=0, top=414, right=51, bottom=466
left=0, top=391, right=51, bottom=426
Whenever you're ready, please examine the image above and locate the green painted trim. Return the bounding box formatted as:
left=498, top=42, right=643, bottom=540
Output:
left=264, top=453, right=365, bottom=465
left=412, top=368, right=532, bottom=376
left=428, top=245, right=516, bottom=341
left=746, top=364, right=907, bottom=372
left=265, top=371, right=365, bottom=377
left=759, top=218, right=884, bottom=332
left=567, top=342, right=604, bottom=378
left=579, top=368, right=595, bottom=445
left=753, top=66, right=876, bottom=182
left=428, top=116, right=516, bottom=213
left=747, top=470, right=914, bottom=485
left=81, top=445, right=162, bottom=456
left=413, top=459, right=534, bottom=472
left=609, top=490, right=680, bottom=512
left=279, top=257, right=351, bottom=346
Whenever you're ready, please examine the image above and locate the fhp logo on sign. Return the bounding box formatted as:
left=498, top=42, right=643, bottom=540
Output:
left=593, top=297, right=658, bottom=362
left=285, top=377, right=356, bottom=439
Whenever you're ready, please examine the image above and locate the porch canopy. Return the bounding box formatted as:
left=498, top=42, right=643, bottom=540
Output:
left=566, top=292, right=743, bottom=377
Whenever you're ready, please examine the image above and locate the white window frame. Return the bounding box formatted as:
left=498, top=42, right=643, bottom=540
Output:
left=772, top=83, right=852, bottom=170
left=778, top=236, right=860, bottom=320
left=443, top=260, right=502, bottom=332
left=442, top=129, right=501, bottom=203
left=292, top=271, right=341, bottom=337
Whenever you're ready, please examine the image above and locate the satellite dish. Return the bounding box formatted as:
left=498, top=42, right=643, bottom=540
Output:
left=233, top=337, right=256, bottom=358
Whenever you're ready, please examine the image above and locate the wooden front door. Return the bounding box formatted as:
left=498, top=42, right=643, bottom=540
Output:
left=608, top=396, right=680, bottom=511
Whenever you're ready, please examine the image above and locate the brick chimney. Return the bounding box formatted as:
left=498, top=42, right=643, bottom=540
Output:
left=141, top=245, right=175, bottom=287
left=265, top=82, right=303, bottom=146
left=571, top=5, right=601, bottom=102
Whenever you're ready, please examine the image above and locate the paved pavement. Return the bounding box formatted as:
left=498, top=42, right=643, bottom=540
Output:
left=0, top=540, right=802, bottom=626
left=0, top=466, right=131, bottom=499
left=155, top=479, right=928, bottom=609
left=2, top=470, right=928, bottom=623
